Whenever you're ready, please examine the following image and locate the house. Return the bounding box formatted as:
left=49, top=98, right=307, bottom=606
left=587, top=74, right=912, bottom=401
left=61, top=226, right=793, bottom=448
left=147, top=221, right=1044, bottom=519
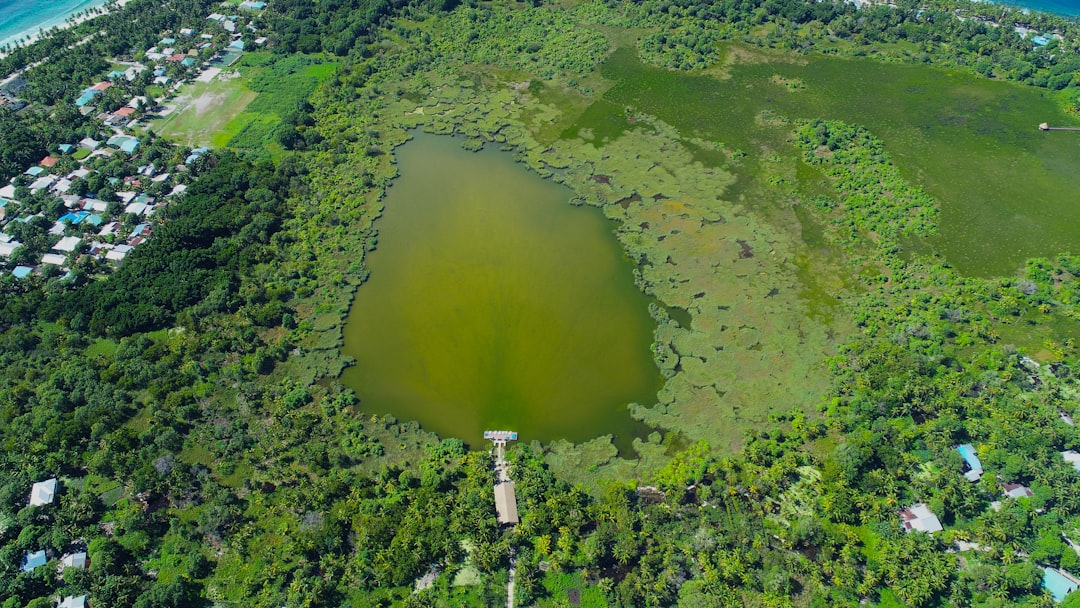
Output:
left=21, top=550, right=46, bottom=572
left=239, top=0, right=267, bottom=9
left=107, top=135, right=140, bottom=154
left=494, top=481, right=519, bottom=525
left=112, top=106, right=136, bottom=119
left=1044, top=567, right=1080, bottom=602
left=82, top=199, right=109, bottom=213
left=181, top=57, right=198, bottom=68
left=75, top=90, right=98, bottom=107
left=0, top=241, right=21, bottom=257
left=223, top=20, right=237, bottom=33
left=51, top=178, right=72, bottom=194
left=79, top=137, right=100, bottom=150
left=24, top=166, right=43, bottom=176
left=98, top=222, right=119, bottom=236
left=186, top=147, right=211, bottom=164
left=180, top=28, right=194, bottom=36
left=90, top=81, right=112, bottom=92
left=12, top=266, right=32, bottom=279
left=54, top=236, right=82, bottom=253
left=105, top=244, right=132, bottom=261
left=58, top=596, right=87, bottom=608
left=29, top=176, right=56, bottom=192
left=60, top=552, right=87, bottom=570
left=227, top=39, right=245, bottom=52
left=30, top=478, right=58, bottom=505
left=1003, top=483, right=1034, bottom=499
left=900, top=503, right=942, bottom=534
left=41, top=253, right=67, bottom=266
left=0, top=184, right=16, bottom=199
left=159, top=37, right=176, bottom=45
left=1062, top=451, right=1080, bottom=472
left=207, top=12, right=225, bottom=21
left=125, top=202, right=150, bottom=216
left=956, top=444, right=983, bottom=482
left=40, top=156, right=59, bottom=168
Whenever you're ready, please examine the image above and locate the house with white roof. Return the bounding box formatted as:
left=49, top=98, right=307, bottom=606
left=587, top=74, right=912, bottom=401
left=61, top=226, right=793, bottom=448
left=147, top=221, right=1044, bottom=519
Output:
left=106, top=244, right=132, bottom=261
left=1062, top=450, right=1080, bottom=472
left=41, top=253, right=67, bottom=267
left=54, top=236, right=81, bottom=253
left=57, top=596, right=86, bottom=608
left=60, top=551, right=87, bottom=569
left=900, top=503, right=943, bottom=534
left=29, top=478, right=57, bottom=506
left=0, top=241, right=22, bottom=257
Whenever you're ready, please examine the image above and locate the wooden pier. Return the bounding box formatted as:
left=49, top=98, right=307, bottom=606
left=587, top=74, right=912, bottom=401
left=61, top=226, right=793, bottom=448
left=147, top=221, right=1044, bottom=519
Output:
left=1039, top=122, right=1080, bottom=131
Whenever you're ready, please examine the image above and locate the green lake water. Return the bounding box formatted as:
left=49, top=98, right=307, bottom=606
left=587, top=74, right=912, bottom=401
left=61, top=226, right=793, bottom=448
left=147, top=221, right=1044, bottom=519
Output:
left=571, top=45, right=1080, bottom=277
left=339, top=134, right=662, bottom=445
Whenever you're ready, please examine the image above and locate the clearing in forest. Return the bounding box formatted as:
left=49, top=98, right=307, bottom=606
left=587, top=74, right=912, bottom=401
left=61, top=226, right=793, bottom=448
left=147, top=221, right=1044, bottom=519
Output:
left=151, top=70, right=256, bottom=148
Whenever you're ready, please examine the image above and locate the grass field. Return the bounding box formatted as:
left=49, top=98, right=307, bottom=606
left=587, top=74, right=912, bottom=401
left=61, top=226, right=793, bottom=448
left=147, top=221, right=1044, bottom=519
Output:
left=151, top=72, right=256, bottom=148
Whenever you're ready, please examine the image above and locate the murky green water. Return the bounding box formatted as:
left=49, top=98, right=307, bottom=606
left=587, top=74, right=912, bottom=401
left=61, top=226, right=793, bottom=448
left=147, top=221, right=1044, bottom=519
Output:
left=339, top=134, right=661, bottom=445
left=570, top=45, right=1080, bottom=277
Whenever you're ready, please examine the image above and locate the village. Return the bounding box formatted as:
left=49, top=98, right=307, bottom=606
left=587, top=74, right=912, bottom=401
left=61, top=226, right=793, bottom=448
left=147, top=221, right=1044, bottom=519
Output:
left=0, top=2, right=268, bottom=284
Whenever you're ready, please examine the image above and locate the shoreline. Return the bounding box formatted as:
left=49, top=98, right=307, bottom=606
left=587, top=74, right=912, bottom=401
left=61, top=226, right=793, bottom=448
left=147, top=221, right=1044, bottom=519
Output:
left=0, top=0, right=129, bottom=57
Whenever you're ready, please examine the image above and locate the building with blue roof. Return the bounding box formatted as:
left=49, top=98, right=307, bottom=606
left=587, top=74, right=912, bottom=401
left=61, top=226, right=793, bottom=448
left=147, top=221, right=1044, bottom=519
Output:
left=1044, top=567, right=1080, bottom=602
left=181, top=57, right=198, bottom=67
left=107, top=70, right=126, bottom=79
left=956, top=444, right=983, bottom=481
left=186, top=147, right=211, bottom=164
left=11, top=266, right=32, bottom=279
left=58, top=144, right=74, bottom=154
left=21, top=550, right=46, bottom=572
left=107, top=135, right=140, bottom=154
left=227, top=39, right=245, bottom=52
left=1033, top=35, right=1051, bottom=46
left=23, top=166, right=42, bottom=176
left=75, top=89, right=100, bottom=107
left=59, top=211, right=90, bottom=225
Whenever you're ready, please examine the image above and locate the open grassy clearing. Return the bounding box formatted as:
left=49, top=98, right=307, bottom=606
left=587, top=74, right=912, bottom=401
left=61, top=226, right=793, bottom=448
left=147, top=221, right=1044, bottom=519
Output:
left=151, top=71, right=256, bottom=148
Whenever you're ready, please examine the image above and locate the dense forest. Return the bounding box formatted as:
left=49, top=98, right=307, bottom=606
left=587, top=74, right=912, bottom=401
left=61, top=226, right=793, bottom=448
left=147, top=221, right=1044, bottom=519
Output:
left=1, top=0, right=1080, bottom=606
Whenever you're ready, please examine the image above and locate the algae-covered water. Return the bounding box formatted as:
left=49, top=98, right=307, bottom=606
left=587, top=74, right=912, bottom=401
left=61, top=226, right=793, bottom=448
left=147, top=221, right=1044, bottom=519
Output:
left=339, top=134, right=661, bottom=444
left=571, top=45, right=1080, bottom=277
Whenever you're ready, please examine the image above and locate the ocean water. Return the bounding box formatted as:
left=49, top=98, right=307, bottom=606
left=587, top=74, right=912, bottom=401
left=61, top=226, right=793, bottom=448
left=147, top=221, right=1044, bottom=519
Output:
left=990, top=0, right=1080, bottom=18
left=0, top=0, right=111, bottom=50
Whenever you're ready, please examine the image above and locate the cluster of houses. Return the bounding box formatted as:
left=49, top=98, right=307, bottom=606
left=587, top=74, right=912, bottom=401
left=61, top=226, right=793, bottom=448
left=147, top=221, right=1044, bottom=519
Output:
left=21, top=478, right=88, bottom=608
left=0, top=133, right=195, bottom=279
left=898, top=442, right=1080, bottom=602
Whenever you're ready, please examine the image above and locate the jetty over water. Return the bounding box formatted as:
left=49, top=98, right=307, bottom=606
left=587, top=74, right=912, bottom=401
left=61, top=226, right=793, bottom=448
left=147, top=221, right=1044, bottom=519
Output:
left=1039, top=122, right=1080, bottom=131
left=485, top=430, right=519, bottom=608
left=485, top=430, right=519, bottom=525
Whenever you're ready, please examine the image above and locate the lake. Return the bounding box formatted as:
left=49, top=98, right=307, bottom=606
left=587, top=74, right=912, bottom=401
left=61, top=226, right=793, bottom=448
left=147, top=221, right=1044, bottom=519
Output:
left=339, top=134, right=662, bottom=446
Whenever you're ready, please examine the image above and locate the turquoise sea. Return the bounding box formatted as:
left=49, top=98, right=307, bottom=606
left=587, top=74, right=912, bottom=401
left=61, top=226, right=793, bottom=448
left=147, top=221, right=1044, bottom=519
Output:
left=988, top=0, right=1080, bottom=17
left=0, top=0, right=111, bottom=50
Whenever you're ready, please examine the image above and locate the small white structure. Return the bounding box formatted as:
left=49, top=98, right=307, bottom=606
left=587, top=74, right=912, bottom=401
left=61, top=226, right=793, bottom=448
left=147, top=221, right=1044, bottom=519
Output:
left=60, top=552, right=87, bottom=569
left=900, top=503, right=943, bottom=534
left=29, top=478, right=58, bottom=506
left=0, top=241, right=21, bottom=257
left=105, top=244, right=132, bottom=261
left=1062, top=451, right=1080, bottom=472
left=53, top=236, right=81, bottom=253
left=1003, top=483, right=1034, bottom=499
left=57, top=596, right=86, bottom=608
left=41, top=253, right=67, bottom=267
